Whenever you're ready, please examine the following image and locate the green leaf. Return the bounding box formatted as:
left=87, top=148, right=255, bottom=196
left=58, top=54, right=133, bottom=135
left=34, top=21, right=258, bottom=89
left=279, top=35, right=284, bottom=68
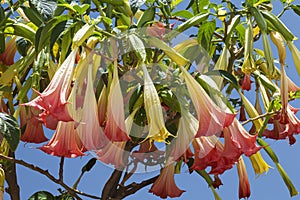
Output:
left=11, top=23, right=36, bottom=44
left=137, top=7, right=155, bottom=27
left=291, top=5, right=300, bottom=16
left=164, top=12, right=209, bottom=40
left=73, top=4, right=90, bottom=15
left=22, top=5, right=44, bottom=26
left=204, top=70, right=239, bottom=89
left=128, top=34, right=146, bottom=62
left=171, top=10, right=193, bottom=19
left=28, top=191, right=55, bottom=200
left=0, top=113, right=20, bottom=151
left=235, top=24, right=246, bottom=46
left=0, top=6, right=4, bottom=25
left=36, top=15, right=70, bottom=53
left=197, top=20, right=216, bottom=51
left=225, top=15, right=240, bottom=44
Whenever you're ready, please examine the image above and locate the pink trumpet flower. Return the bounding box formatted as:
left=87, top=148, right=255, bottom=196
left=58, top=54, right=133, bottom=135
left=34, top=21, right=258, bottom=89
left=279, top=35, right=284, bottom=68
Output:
left=149, top=163, right=185, bottom=199
left=22, top=50, right=78, bottom=129
left=264, top=105, right=300, bottom=145
left=40, top=121, right=85, bottom=158
left=0, top=37, right=17, bottom=66
left=237, top=157, right=251, bottom=199
left=180, top=67, right=235, bottom=137
left=76, top=63, right=108, bottom=150
left=104, top=63, right=130, bottom=142
left=96, top=142, right=126, bottom=169
left=240, top=73, right=252, bottom=91
left=19, top=106, right=47, bottom=143
left=287, top=76, right=300, bottom=92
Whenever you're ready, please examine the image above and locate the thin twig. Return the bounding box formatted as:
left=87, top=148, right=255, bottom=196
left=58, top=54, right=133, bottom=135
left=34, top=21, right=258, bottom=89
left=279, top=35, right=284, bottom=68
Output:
left=0, top=154, right=101, bottom=200
left=241, top=111, right=279, bottom=125
left=59, top=157, right=65, bottom=181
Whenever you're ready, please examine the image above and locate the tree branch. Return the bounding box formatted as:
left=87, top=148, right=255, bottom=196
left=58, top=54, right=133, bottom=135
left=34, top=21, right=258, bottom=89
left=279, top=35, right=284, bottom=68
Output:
left=59, top=157, right=64, bottom=181
left=241, top=111, right=279, bottom=125
left=0, top=154, right=100, bottom=200
left=4, top=152, right=20, bottom=200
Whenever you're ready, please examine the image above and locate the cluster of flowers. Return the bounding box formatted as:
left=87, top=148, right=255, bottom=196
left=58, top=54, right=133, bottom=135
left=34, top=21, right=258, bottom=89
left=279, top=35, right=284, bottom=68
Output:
left=1, top=30, right=300, bottom=199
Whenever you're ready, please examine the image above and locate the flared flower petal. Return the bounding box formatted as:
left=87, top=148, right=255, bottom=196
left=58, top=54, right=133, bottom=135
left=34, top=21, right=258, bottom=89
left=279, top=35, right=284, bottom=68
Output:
left=19, top=106, right=47, bottom=143
left=76, top=63, right=107, bottom=150
left=104, top=64, right=130, bottom=142
left=237, top=157, right=251, bottom=199
left=180, top=67, right=235, bottom=137
left=223, top=119, right=261, bottom=157
left=149, top=163, right=185, bottom=199
left=40, top=121, right=85, bottom=158
left=143, top=65, right=173, bottom=143
left=0, top=37, right=17, bottom=66
left=22, top=50, right=77, bottom=129
left=169, top=111, right=196, bottom=162
left=96, top=141, right=126, bottom=169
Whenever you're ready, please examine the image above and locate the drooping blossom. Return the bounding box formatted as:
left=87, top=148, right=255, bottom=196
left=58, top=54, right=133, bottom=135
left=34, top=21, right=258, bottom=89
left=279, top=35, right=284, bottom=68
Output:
left=168, top=111, right=196, bottom=162
left=270, top=31, right=286, bottom=66
left=264, top=105, right=300, bottom=145
left=180, top=66, right=235, bottom=137
left=143, top=65, right=173, bottom=143
left=249, top=152, right=270, bottom=176
left=76, top=62, right=107, bottom=150
left=96, top=141, right=127, bottom=169
left=104, top=62, right=131, bottom=142
left=237, top=157, right=251, bottom=199
left=146, top=22, right=165, bottom=39
left=279, top=65, right=289, bottom=124
left=19, top=106, right=47, bottom=143
left=40, top=121, right=85, bottom=158
left=22, top=49, right=78, bottom=129
left=240, top=73, right=252, bottom=91
left=149, top=163, right=185, bottom=199
left=0, top=37, right=17, bottom=66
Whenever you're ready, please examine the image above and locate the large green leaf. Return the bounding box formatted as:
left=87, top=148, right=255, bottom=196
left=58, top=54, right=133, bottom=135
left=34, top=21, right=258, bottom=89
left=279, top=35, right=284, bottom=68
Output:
left=128, top=34, right=146, bottom=62
left=197, top=20, right=216, bottom=51
left=0, top=113, right=20, bottom=151
left=31, top=0, right=58, bottom=21
left=28, top=191, right=55, bottom=200
left=137, top=7, right=155, bottom=27
left=11, top=23, right=36, bottom=44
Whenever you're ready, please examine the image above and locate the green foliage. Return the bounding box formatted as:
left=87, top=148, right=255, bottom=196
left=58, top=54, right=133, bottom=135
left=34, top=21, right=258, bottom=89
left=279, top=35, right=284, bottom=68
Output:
left=0, top=113, right=20, bottom=151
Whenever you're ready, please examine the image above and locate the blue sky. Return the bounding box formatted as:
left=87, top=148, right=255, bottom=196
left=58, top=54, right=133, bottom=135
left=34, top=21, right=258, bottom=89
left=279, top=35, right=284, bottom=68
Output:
left=5, top=1, right=300, bottom=200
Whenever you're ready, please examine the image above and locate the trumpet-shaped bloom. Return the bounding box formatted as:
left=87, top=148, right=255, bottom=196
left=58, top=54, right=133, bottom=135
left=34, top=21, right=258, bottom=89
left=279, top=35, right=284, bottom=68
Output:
left=181, top=67, right=235, bottom=137
left=40, top=121, right=85, bottom=158
left=237, top=157, right=251, bottom=199
left=169, top=111, right=196, bottom=162
left=76, top=63, right=108, bottom=150
left=104, top=64, right=130, bottom=142
left=0, top=37, right=17, bottom=66
left=96, top=142, right=127, bottom=169
left=22, top=50, right=77, bottom=129
left=146, top=22, right=165, bottom=39
left=149, top=163, right=185, bottom=199
left=249, top=152, right=270, bottom=175
left=143, top=65, right=173, bottom=142
left=264, top=105, right=300, bottom=145
left=19, top=106, right=47, bottom=143
left=280, top=65, right=289, bottom=124
left=222, top=119, right=261, bottom=157
left=240, top=73, right=252, bottom=91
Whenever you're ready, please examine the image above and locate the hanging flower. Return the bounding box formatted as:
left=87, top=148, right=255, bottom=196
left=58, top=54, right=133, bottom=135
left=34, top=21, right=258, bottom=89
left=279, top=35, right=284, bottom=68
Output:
left=22, top=50, right=78, bottom=129
left=149, top=163, right=185, bottom=199
left=168, top=111, right=196, bottom=162
left=40, top=121, right=85, bottom=158
left=0, top=37, right=17, bottom=66
left=146, top=22, right=166, bottom=39
left=222, top=119, right=261, bottom=157
left=96, top=142, right=127, bottom=169
left=237, top=157, right=251, bottom=199
left=180, top=66, right=235, bottom=137
left=240, top=73, right=252, bottom=91
left=279, top=65, right=289, bottom=124
left=104, top=63, right=131, bottom=142
left=19, top=106, right=47, bottom=143
left=249, top=151, right=270, bottom=176
left=143, top=65, right=173, bottom=143
left=264, top=105, right=300, bottom=145
left=76, top=62, right=108, bottom=150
